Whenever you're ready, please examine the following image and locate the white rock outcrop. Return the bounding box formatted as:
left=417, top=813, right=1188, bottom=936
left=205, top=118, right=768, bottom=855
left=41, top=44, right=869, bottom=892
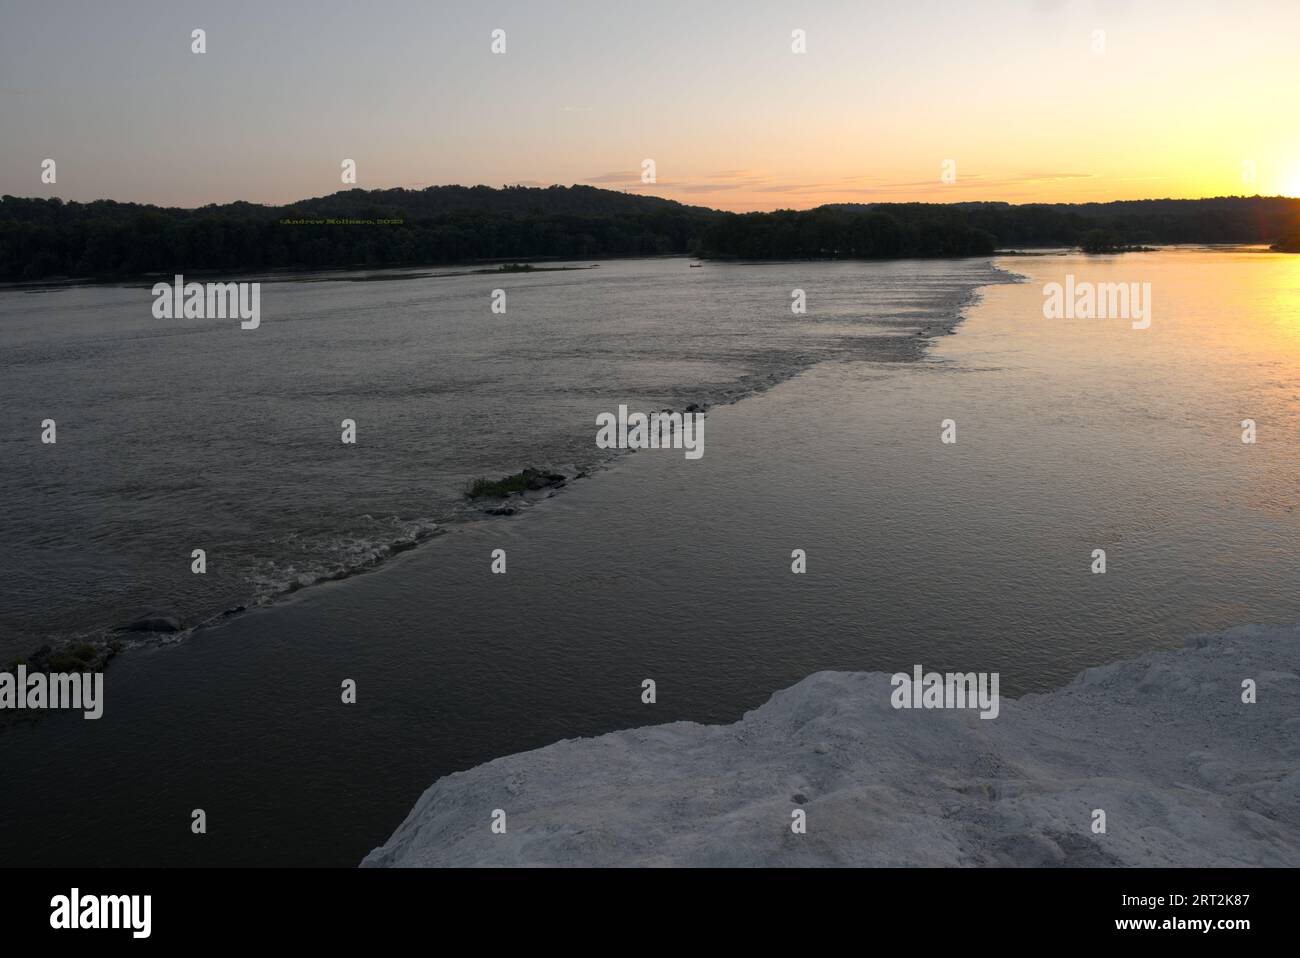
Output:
left=363, top=623, right=1299, bottom=867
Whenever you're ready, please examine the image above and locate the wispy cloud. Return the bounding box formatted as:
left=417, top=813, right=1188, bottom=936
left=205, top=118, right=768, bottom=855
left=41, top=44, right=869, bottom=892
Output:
left=586, top=171, right=641, bottom=184
left=581, top=169, right=1110, bottom=210
left=674, top=182, right=752, bottom=193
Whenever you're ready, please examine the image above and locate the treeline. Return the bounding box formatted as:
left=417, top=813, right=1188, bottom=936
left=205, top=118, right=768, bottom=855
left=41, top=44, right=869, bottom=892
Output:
left=697, top=208, right=996, bottom=259
left=0, top=186, right=719, bottom=280
left=3, top=187, right=1300, bottom=280
left=702, top=196, right=1300, bottom=259
left=929, top=197, right=1300, bottom=247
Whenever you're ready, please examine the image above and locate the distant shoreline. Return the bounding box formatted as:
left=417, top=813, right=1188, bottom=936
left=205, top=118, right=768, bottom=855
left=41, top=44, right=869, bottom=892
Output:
left=6, top=187, right=1299, bottom=282
left=3, top=242, right=1283, bottom=291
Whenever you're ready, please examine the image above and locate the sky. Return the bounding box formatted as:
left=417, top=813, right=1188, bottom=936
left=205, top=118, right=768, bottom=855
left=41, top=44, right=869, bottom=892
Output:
left=2, top=0, right=1299, bottom=211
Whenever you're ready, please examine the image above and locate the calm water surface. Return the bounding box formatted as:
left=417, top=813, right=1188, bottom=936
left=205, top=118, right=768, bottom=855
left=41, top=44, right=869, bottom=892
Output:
left=0, top=249, right=1297, bottom=866
left=0, top=257, right=989, bottom=659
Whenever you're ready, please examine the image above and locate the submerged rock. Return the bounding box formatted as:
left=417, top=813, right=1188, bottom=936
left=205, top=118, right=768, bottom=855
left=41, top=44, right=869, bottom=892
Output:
left=119, top=615, right=181, bottom=634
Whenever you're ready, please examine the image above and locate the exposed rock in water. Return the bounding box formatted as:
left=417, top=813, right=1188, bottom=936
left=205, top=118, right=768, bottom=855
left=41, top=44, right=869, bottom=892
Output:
left=465, top=468, right=566, bottom=499
left=521, top=468, right=565, bottom=491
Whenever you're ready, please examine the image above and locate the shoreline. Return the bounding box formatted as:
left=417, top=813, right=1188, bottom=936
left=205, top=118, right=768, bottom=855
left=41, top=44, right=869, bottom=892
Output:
left=3, top=250, right=1031, bottom=291
left=363, top=621, right=1300, bottom=867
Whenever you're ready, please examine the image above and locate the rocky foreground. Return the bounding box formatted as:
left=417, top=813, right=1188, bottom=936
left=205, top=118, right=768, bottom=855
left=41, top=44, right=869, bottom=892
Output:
left=363, top=623, right=1299, bottom=867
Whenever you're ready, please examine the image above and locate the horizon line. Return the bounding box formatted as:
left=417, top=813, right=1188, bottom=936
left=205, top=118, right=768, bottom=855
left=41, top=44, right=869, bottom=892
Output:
left=8, top=186, right=1300, bottom=216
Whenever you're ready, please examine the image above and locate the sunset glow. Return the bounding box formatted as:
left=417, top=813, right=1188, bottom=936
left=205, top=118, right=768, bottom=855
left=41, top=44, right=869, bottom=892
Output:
left=3, top=0, right=1299, bottom=210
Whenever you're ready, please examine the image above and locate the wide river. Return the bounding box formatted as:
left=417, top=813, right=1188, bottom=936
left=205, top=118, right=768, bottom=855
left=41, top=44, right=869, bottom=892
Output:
left=0, top=249, right=1297, bottom=865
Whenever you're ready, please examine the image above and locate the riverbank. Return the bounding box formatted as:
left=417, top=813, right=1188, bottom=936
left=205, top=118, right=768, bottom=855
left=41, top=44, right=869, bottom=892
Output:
left=364, top=621, right=1300, bottom=867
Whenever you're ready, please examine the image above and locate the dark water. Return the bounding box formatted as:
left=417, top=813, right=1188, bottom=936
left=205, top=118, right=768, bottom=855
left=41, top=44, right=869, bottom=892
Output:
left=0, top=258, right=991, bottom=660
left=2, top=250, right=1298, bottom=867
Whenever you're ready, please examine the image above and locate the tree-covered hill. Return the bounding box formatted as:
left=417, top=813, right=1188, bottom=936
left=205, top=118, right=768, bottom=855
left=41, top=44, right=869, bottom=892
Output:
left=824, top=196, right=1300, bottom=248
left=3, top=187, right=1299, bottom=281
left=0, top=185, right=720, bottom=280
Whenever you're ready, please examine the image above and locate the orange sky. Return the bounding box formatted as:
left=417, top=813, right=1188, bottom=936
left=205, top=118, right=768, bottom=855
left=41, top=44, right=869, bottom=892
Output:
left=3, top=1, right=1299, bottom=211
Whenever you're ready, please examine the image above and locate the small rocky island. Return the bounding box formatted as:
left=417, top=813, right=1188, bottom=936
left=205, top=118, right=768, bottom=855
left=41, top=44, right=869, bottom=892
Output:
left=1270, top=231, right=1300, bottom=252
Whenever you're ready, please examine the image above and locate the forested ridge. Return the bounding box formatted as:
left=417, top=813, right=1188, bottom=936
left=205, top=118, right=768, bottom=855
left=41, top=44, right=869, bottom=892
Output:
left=3, top=186, right=1298, bottom=280
left=0, top=186, right=717, bottom=280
